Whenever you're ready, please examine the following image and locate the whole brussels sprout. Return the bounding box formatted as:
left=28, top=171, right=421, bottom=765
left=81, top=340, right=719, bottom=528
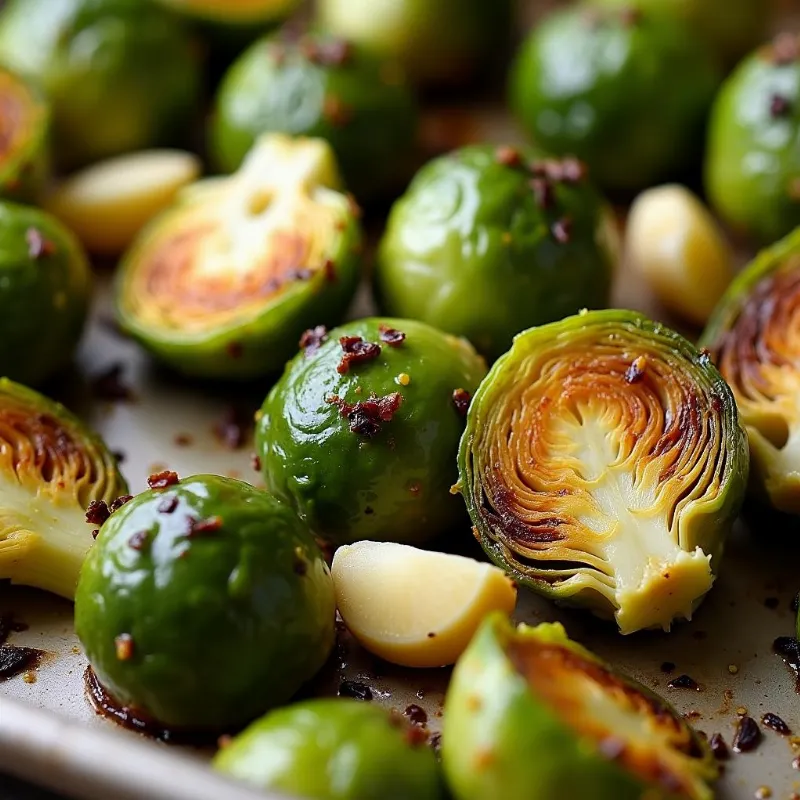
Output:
left=210, top=30, right=418, bottom=201
left=256, top=317, right=487, bottom=547
left=115, top=134, right=363, bottom=380
left=701, top=227, right=800, bottom=513
left=0, top=378, right=127, bottom=600
left=705, top=33, right=800, bottom=244
left=315, top=0, right=512, bottom=88
left=588, top=0, right=765, bottom=66
left=510, top=6, right=721, bottom=194
left=0, top=0, right=201, bottom=168
left=457, top=310, right=748, bottom=634
left=0, top=66, right=49, bottom=203
left=75, top=474, right=335, bottom=731
left=442, top=614, right=720, bottom=800
left=214, top=699, right=443, bottom=799
left=376, top=145, right=619, bottom=361
left=0, top=201, right=91, bottom=386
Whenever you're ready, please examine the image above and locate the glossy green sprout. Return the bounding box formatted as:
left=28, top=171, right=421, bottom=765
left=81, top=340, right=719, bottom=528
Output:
left=214, top=699, right=443, bottom=799
left=0, top=379, right=127, bottom=600
left=442, top=615, right=720, bottom=800
left=701, top=227, right=800, bottom=513
left=376, top=145, right=619, bottom=360
left=705, top=32, right=800, bottom=244
left=75, top=474, right=335, bottom=731
left=510, top=6, right=720, bottom=194
left=458, top=310, right=748, bottom=634
left=256, top=317, right=487, bottom=547
left=115, top=134, right=362, bottom=380
left=210, top=30, right=418, bottom=200
left=0, top=0, right=201, bottom=168
left=0, top=201, right=91, bottom=386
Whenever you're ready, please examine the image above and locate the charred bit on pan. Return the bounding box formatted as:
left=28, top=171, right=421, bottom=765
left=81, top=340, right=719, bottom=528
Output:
left=213, top=406, right=252, bottom=450
left=709, top=733, right=730, bottom=760
left=25, top=227, right=55, bottom=260
left=404, top=704, right=428, bottom=726
left=91, top=363, right=134, bottom=402
left=660, top=661, right=676, bottom=673
left=0, top=645, right=42, bottom=680
left=300, top=325, right=328, bottom=356
left=452, top=388, right=472, bottom=416
left=338, top=680, right=373, bottom=701
left=148, top=470, right=179, bottom=489
left=378, top=324, right=406, bottom=347
left=337, top=336, right=381, bottom=374
left=667, top=674, right=701, bottom=691
left=761, top=713, right=791, bottom=736
left=732, top=715, right=761, bottom=753
left=773, top=636, right=800, bottom=690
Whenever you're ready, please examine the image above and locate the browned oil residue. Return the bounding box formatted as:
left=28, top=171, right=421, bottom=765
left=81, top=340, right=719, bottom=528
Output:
left=84, top=666, right=216, bottom=745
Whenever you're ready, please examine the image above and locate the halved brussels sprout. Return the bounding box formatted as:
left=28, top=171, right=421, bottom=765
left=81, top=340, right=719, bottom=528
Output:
left=315, top=0, right=512, bottom=87
left=376, top=146, right=619, bottom=361
left=0, top=201, right=91, bottom=386
left=701, top=227, right=800, bottom=513
left=256, top=317, right=487, bottom=547
left=0, top=66, right=49, bottom=203
left=154, top=0, right=299, bottom=27
left=214, top=699, right=443, bottom=799
left=705, top=32, right=800, bottom=244
left=458, top=310, right=748, bottom=634
left=442, top=614, right=719, bottom=800
left=510, top=6, right=720, bottom=194
left=0, top=379, right=127, bottom=600
left=75, top=474, right=335, bottom=731
left=210, top=30, right=418, bottom=201
left=115, top=134, right=362, bottom=380
left=0, top=0, right=201, bottom=168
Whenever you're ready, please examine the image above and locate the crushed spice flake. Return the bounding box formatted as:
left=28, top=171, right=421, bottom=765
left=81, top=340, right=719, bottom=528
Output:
left=148, top=470, right=179, bottom=489
left=530, top=176, right=554, bottom=209
left=732, top=715, right=761, bottom=753
left=378, top=325, right=406, bottom=347
left=299, top=325, right=328, bottom=356
left=770, top=94, right=792, bottom=118
left=328, top=392, right=403, bottom=438
left=452, top=388, right=472, bottom=416
left=495, top=146, right=522, bottom=168
left=110, top=495, right=133, bottom=513
left=531, top=157, right=587, bottom=184
left=158, top=496, right=178, bottom=514
left=251, top=453, right=262, bottom=472
left=25, top=227, right=56, bottom=260
left=187, top=516, right=223, bottom=538
left=551, top=216, right=573, bottom=244
left=322, top=94, right=352, bottom=127
left=667, top=674, right=700, bottom=691
left=127, top=531, right=149, bottom=551
left=338, top=680, right=373, bottom=701
left=91, top=364, right=134, bottom=402
left=225, top=341, right=244, bottom=359
left=337, top=336, right=381, bottom=374
left=213, top=406, right=252, bottom=450
left=91, top=529, right=99, bottom=539
left=709, top=733, right=730, bottom=760
left=761, top=713, right=791, bottom=736
left=85, top=500, right=110, bottom=526
left=625, top=355, right=647, bottom=384
left=114, top=634, right=134, bottom=661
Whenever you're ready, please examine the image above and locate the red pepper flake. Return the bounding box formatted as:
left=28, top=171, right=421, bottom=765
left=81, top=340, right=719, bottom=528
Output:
left=114, top=634, right=134, bottom=661
left=226, top=341, right=244, bottom=359
left=148, top=470, right=179, bottom=489
left=109, top=495, right=133, bottom=513
left=85, top=500, right=110, bottom=526
left=213, top=406, right=252, bottom=450
left=323, top=94, right=352, bottom=127
left=732, top=715, right=761, bottom=753
left=771, top=32, right=799, bottom=65
left=127, top=531, right=149, bottom=551
left=378, top=325, right=406, bottom=347
left=187, top=516, right=223, bottom=537
left=328, top=392, right=403, bottom=437
left=299, top=325, right=328, bottom=356
left=495, top=146, right=522, bottom=167
left=530, top=177, right=554, bottom=209
left=25, top=227, right=56, bottom=260
left=761, top=713, right=791, bottom=735
left=551, top=217, right=573, bottom=244
left=157, top=496, right=178, bottom=514
left=337, top=336, right=382, bottom=374
left=452, top=388, right=471, bottom=416
left=90, top=364, right=134, bottom=402
left=251, top=453, right=262, bottom=472
left=709, top=733, right=730, bottom=760
left=625, top=355, right=647, bottom=384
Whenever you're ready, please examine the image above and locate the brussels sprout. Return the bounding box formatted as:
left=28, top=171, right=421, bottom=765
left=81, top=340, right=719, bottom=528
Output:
left=0, top=0, right=201, bottom=168
left=376, top=146, right=619, bottom=361
left=0, top=201, right=91, bottom=386
left=154, top=0, right=299, bottom=28
left=210, top=31, right=418, bottom=201
left=0, top=66, right=49, bottom=203
left=315, top=0, right=512, bottom=88
left=115, top=134, right=362, bottom=380
left=0, top=379, right=127, bottom=600
left=701, top=227, right=800, bottom=513
left=510, top=6, right=721, bottom=195
left=214, top=699, right=443, bottom=799
left=458, top=310, right=748, bottom=634
left=588, top=0, right=765, bottom=66
left=256, top=317, right=487, bottom=547
left=442, top=614, right=719, bottom=800
left=74, top=474, right=335, bottom=731
left=705, top=33, right=800, bottom=244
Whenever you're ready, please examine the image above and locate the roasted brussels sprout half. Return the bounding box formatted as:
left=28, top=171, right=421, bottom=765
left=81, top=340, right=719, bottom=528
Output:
left=214, top=699, right=443, bottom=799
left=588, top=0, right=765, bottom=66
left=0, top=66, right=49, bottom=203
left=0, top=379, right=127, bottom=600
left=705, top=33, right=800, bottom=244
left=315, top=0, right=512, bottom=88
left=0, top=0, right=201, bottom=168
left=153, top=0, right=299, bottom=28
left=458, top=310, right=748, bottom=634
left=210, top=31, right=418, bottom=201
left=256, top=317, right=487, bottom=547
left=115, top=135, right=362, bottom=380
left=510, top=6, right=720, bottom=194
left=75, top=474, right=335, bottom=731
left=376, top=146, right=619, bottom=361
left=0, top=201, right=91, bottom=386
left=442, top=614, right=720, bottom=800
left=701, top=228, right=800, bottom=513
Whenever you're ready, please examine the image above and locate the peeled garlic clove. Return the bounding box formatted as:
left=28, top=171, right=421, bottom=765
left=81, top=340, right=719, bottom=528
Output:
left=332, top=540, right=517, bottom=668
